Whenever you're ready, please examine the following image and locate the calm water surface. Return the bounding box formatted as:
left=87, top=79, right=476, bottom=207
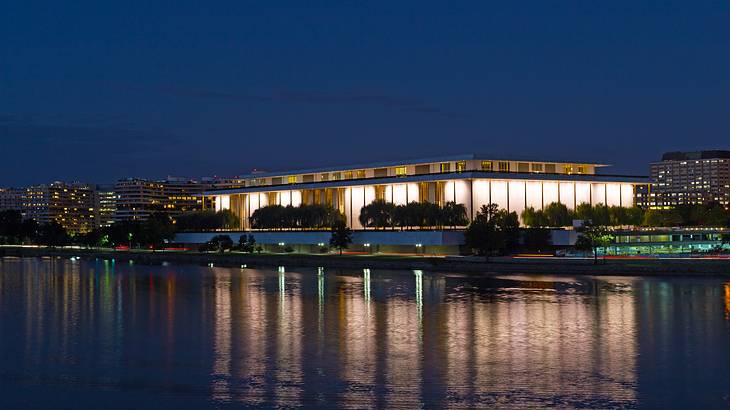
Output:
left=1, top=257, right=729, bottom=409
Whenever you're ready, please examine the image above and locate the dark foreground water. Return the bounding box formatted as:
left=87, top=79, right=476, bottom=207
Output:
left=1, top=258, right=729, bottom=409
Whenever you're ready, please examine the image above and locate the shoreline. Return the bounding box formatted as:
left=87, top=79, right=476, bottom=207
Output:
left=2, top=247, right=730, bottom=276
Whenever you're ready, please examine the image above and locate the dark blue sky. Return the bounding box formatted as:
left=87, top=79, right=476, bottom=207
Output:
left=2, top=1, right=729, bottom=186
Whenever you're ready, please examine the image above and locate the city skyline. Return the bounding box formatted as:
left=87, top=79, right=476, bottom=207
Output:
left=3, top=1, right=730, bottom=186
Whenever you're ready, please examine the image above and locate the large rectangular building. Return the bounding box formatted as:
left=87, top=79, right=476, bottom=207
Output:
left=23, top=182, right=96, bottom=234
left=95, top=184, right=118, bottom=228
left=204, top=154, right=646, bottom=230
left=650, top=151, right=730, bottom=208
left=114, top=177, right=213, bottom=222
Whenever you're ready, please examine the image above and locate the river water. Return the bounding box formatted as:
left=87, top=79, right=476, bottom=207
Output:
left=0, top=257, right=729, bottom=409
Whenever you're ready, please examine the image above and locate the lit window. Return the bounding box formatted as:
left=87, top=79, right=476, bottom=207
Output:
left=344, top=171, right=353, bottom=179
left=395, top=166, right=407, bottom=176
left=498, top=162, right=509, bottom=172
left=440, top=163, right=451, bottom=172
left=287, top=176, right=297, bottom=184
left=531, top=163, right=543, bottom=173
left=356, top=170, right=366, bottom=178
left=481, top=161, right=493, bottom=171
left=456, top=161, right=466, bottom=172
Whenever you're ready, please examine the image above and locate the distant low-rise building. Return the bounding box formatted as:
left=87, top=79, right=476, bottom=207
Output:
left=0, top=188, right=24, bottom=212
left=114, top=177, right=213, bottom=223
left=114, top=178, right=166, bottom=222
left=650, top=151, right=730, bottom=208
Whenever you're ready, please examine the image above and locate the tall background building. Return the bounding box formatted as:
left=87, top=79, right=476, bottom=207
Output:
left=650, top=151, right=730, bottom=208
left=23, top=182, right=97, bottom=234
left=95, top=184, right=118, bottom=228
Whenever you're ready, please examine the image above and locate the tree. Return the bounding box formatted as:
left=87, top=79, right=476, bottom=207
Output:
left=142, top=213, right=176, bottom=251
left=442, top=201, right=468, bottom=228
left=176, top=209, right=240, bottom=231
left=37, top=222, right=71, bottom=247
left=0, top=210, right=23, bottom=242
left=329, top=220, right=352, bottom=255
left=237, top=234, right=256, bottom=253
left=359, top=199, right=395, bottom=229
left=573, top=202, right=593, bottom=222
left=521, top=207, right=548, bottom=227
left=575, top=222, right=614, bottom=265
left=250, top=204, right=344, bottom=230
left=543, top=202, right=573, bottom=227
left=208, top=235, right=233, bottom=253
left=643, top=208, right=682, bottom=227
left=464, top=204, right=502, bottom=259
left=77, top=229, right=103, bottom=249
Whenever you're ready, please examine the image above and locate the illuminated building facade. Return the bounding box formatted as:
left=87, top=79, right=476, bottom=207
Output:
left=94, top=185, right=117, bottom=228
left=114, top=177, right=215, bottom=222
left=23, top=182, right=96, bottom=234
left=114, top=178, right=166, bottom=222
left=204, top=155, right=646, bottom=231
left=650, top=151, right=730, bottom=208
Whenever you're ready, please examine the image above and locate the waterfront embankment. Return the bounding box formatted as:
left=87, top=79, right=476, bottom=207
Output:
left=2, top=246, right=730, bottom=275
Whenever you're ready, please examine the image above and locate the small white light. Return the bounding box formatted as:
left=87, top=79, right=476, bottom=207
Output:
left=415, top=243, right=423, bottom=248
left=278, top=242, right=285, bottom=246
left=364, top=243, right=370, bottom=247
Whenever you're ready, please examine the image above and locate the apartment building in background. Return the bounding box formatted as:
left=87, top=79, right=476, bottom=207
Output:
left=95, top=184, right=118, bottom=228
left=650, top=151, right=730, bottom=208
left=23, top=182, right=96, bottom=234
left=113, top=177, right=226, bottom=222
left=0, top=188, right=24, bottom=212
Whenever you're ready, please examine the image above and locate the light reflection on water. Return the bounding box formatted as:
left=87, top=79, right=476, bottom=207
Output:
left=1, top=258, right=730, bottom=409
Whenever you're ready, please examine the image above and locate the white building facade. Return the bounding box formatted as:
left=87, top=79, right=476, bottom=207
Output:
left=204, top=155, right=646, bottom=230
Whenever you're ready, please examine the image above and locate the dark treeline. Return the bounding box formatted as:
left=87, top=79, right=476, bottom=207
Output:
left=0, top=209, right=176, bottom=249
left=0, top=210, right=73, bottom=247
left=250, top=204, right=345, bottom=230
left=521, top=202, right=730, bottom=228
left=642, top=203, right=729, bottom=227
left=76, top=214, right=176, bottom=249
left=521, top=203, right=644, bottom=227
left=176, top=209, right=240, bottom=231
left=359, top=200, right=468, bottom=230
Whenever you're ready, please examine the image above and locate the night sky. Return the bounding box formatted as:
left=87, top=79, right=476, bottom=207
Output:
left=2, top=1, right=729, bottom=186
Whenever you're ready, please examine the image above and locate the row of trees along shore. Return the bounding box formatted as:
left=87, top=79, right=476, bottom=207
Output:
left=522, top=201, right=730, bottom=227
left=359, top=200, right=469, bottom=229
left=0, top=209, right=179, bottom=249
left=245, top=201, right=469, bottom=230
left=249, top=204, right=345, bottom=230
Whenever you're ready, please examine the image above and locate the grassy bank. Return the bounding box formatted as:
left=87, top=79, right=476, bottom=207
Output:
left=2, top=246, right=730, bottom=276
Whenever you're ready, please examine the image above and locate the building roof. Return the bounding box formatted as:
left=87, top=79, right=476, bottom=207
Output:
left=237, top=154, right=610, bottom=179
left=205, top=170, right=647, bottom=195
left=660, top=150, right=730, bottom=161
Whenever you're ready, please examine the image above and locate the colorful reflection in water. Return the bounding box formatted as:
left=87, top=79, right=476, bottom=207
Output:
left=1, top=258, right=730, bottom=408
